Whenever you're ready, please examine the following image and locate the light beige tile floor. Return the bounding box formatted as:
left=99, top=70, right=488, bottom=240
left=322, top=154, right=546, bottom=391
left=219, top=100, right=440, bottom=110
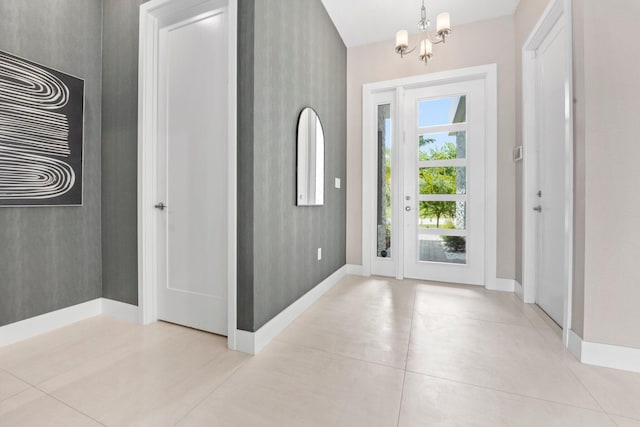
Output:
left=1, top=275, right=639, bottom=426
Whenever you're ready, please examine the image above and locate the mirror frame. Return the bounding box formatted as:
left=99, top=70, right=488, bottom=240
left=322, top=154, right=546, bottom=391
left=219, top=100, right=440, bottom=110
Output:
left=296, top=107, right=325, bottom=206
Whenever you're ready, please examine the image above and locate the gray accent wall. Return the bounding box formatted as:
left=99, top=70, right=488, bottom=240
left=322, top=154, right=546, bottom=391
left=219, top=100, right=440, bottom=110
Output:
left=101, top=0, right=148, bottom=305
left=0, top=0, right=346, bottom=330
left=0, top=0, right=103, bottom=326
left=237, top=0, right=256, bottom=330
left=238, top=0, right=347, bottom=331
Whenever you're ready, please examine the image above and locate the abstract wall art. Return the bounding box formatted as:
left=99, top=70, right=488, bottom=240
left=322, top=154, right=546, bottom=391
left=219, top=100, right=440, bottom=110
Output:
left=0, top=50, right=84, bottom=206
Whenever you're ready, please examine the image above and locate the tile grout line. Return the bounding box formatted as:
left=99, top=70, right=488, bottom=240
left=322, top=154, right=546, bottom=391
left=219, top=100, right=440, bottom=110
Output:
left=275, top=339, right=407, bottom=372
left=396, top=285, right=418, bottom=427
left=34, top=385, right=108, bottom=427
left=564, top=362, right=618, bottom=420
left=404, top=368, right=610, bottom=415
left=524, top=304, right=564, bottom=337
left=410, top=290, right=546, bottom=329
left=0, top=387, right=34, bottom=407
left=2, top=367, right=39, bottom=388
left=412, top=310, right=539, bottom=329
left=552, top=319, right=628, bottom=421
left=608, top=414, right=640, bottom=424
left=2, top=325, right=227, bottom=427
left=395, top=372, right=408, bottom=427
left=146, top=337, right=256, bottom=426
left=0, top=321, right=177, bottom=394
left=607, top=414, right=622, bottom=427
left=172, top=356, right=253, bottom=426
left=0, top=368, right=33, bottom=403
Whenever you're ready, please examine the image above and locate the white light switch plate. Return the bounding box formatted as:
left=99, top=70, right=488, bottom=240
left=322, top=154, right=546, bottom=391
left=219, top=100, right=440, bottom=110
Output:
left=317, top=248, right=322, bottom=261
left=513, top=146, right=523, bottom=162
left=335, top=178, right=341, bottom=189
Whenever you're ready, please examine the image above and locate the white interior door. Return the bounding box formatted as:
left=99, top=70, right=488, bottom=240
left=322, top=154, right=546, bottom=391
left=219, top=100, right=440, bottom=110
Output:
left=535, top=18, right=566, bottom=326
left=403, top=80, right=485, bottom=285
left=156, top=8, right=229, bottom=335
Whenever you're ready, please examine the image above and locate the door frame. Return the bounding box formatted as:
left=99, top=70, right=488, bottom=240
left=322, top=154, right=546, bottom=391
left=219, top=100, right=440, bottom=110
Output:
left=362, top=64, right=498, bottom=290
left=521, top=0, right=574, bottom=346
left=137, top=0, right=238, bottom=349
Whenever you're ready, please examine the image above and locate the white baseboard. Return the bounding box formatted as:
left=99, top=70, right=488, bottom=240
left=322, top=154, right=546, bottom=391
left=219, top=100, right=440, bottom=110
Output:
left=235, top=329, right=256, bottom=354
left=0, top=299, right=102, bottom=348
left=235, top=264, right=348, bottom=355
left=487, top=278, right=516, bottom=292
left=101, top=298, right=139, bottom=323
left=568, top=330, right=640, bottom=374
left=568, top=330, right=582, bottom=360
left=0, top=298, right=140, bottom=348
left=514, top=280, right=524, bottom=300
left=346, top=264, right=363, bottom=276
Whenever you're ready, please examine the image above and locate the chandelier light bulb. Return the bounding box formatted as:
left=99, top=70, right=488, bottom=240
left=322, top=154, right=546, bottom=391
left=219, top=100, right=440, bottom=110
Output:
left=419, top=39, right=433, bottom=63
left=437, top=12, right=451, bottom=34
left=396, top=30, right=409, bottom=50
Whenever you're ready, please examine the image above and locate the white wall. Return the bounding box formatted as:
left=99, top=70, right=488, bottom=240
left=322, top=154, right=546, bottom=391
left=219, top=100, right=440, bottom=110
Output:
left=346, top=15, right=517, bottom=280
left=513, top=0, right=640, bottom=349
left=581, top=0, right=640, bottom=349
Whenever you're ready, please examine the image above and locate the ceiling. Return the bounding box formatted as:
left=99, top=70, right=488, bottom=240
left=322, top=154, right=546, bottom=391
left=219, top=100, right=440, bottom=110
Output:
left=320, top=0, right=521, bottom=48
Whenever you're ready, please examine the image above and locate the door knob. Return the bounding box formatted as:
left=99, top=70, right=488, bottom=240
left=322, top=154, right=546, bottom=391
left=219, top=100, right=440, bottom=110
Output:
left=533, top=205, right=542, bottom=212
left=154, top=202, right=167, bottom=211
left=405, top=206, right=411, bottom=212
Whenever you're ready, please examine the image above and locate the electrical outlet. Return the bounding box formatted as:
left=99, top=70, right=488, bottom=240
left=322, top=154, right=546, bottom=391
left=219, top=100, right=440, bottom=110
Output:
left=335, top=177, right=341, bottom=189
left=317, top=248, right=322, bottom=261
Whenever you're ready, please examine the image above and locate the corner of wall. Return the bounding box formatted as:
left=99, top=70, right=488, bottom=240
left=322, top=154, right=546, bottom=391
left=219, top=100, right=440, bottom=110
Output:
left=236, top=0, right=256, bottom=332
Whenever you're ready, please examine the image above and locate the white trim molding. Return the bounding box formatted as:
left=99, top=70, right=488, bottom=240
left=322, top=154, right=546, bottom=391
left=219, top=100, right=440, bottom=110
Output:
left=0, top=299, right=102, bottom=348
left=235, top=265, right=348, bottom=355
left=568, top=331, right=640, bottom=374
left=138, top=0, right=238, bottom=349
left=102, top=298, right=140, bottom=324
left=514, top=280, right=524, bottom=300
left=0, top=298, right=140, bottom=348
left=521, top=0, right=574, bottom=348
left=489, top=278, right=517, bottom=293
left=362, top=64, right=499, bottom=290
left=346, top=264, right=364, bottom=276
left=567, top=330, right=582, bottom=360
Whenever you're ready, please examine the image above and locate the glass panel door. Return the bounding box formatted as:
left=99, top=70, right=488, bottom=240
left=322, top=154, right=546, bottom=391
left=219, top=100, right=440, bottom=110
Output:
left=403, top=80, right=485, bottom=285
left=377, top=104, right=392, bottom=259
left=371, top=91, right=397, bottom=277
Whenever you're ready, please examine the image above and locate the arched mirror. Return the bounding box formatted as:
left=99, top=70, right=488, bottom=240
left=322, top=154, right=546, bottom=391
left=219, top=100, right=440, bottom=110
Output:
left=296, top=107, right=325, bottom=206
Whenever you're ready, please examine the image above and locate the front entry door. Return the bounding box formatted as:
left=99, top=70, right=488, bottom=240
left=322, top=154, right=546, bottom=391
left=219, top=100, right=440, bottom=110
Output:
left=535, top=18, right=567, bottom=327
left=403, top=80, right=486, bottom=285
left=155, top=8, right=229, bottom=335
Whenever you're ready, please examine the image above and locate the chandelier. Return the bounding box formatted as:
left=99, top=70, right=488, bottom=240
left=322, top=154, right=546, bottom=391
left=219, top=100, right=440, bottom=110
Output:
left=394, top=0, right=452, bottom=64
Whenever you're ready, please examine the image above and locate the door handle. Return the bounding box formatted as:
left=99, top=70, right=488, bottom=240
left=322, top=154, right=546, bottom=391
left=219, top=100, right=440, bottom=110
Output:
left=533, top=205, right=542, bottom=213
left=155, top=202, right=167, bottom=211
left=405, top=206, right=411, bottom=212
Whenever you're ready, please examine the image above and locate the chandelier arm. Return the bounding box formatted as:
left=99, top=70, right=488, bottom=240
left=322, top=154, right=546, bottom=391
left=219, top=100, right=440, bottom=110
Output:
left=395, top=45, right=418, bottom=58
left=423, top=33, right=444, bottom=45
left=404, top=46, right=418, bottom=57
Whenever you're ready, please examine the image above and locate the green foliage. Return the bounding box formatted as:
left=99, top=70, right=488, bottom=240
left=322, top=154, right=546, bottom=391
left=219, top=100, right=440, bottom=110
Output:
left=418, top=137, right=457, bottom=161
left=418, top=139, right=458, bottom=227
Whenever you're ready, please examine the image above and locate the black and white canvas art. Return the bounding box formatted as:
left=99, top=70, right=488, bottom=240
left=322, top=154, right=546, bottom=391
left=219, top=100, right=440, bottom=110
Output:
left=0, top=50, right=84, bottom=206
